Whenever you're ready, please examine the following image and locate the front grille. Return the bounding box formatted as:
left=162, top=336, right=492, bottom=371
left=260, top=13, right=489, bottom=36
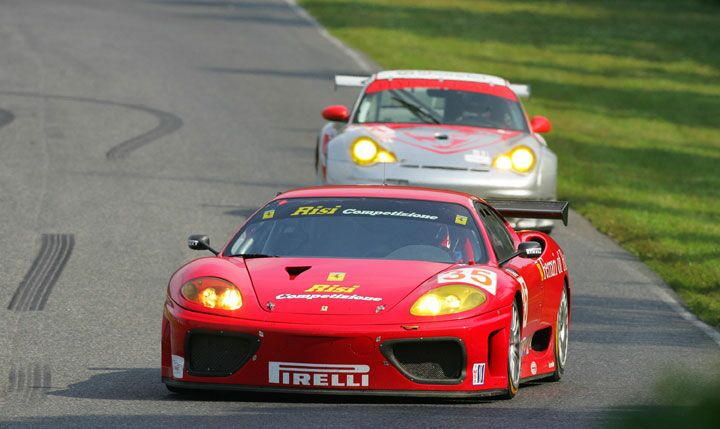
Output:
left=186, top=331, right=260, bottom=376
left=401, top=164, right=489, bottom=173
left=381, top=338, right=465, bottom=384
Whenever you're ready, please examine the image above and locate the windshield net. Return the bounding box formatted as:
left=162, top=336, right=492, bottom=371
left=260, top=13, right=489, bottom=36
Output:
left=226, top=197, right=487, bottom=264
left=355, top=87, right=527, bottom=131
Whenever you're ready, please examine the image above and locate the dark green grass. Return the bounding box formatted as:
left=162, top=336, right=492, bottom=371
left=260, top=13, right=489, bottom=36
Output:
left=299, top=0, right=720, bottom=327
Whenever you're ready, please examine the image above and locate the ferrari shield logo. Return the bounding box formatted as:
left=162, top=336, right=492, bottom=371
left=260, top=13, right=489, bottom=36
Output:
left=327, top=272, right=346, bottom=281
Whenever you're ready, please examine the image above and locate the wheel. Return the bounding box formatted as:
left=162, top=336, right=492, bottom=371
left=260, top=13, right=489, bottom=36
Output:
left=548, top=286, right=569, bottom=381
left=502, top=300, right=522, bottom=399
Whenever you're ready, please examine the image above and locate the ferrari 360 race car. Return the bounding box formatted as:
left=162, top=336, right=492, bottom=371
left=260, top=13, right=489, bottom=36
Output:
left=162, top=186, right=570, bottom=398
left=316, top=70, right=557, bottom=232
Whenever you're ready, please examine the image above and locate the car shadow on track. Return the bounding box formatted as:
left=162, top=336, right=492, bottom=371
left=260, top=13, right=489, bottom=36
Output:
left=47, top=367, right=546, bottom=405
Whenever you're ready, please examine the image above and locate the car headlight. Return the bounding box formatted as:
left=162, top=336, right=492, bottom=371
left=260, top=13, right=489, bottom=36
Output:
left=410, top=285, right=487, bottom=316
left=180, top=277, right=243, bottom=310
left=493, top=146, right=536, bottom=173
left=351, top=137, right=397, bottom=166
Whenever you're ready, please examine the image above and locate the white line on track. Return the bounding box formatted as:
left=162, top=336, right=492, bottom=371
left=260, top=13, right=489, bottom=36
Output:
left=284, top=0, right=376, bottom=73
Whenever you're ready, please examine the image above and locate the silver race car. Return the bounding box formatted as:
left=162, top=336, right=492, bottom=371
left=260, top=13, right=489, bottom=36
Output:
left=316, top=70, right=557, bottom=232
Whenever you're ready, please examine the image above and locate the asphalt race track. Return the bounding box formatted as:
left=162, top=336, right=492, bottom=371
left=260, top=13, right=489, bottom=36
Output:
left=0, top=0, right=718, bottom=427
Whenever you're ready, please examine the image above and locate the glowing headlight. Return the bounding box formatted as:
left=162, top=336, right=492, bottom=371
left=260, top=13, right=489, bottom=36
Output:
left=351, top=137, right=397, bottom=166
left=410, top=285, right=487, bottom=316
left=493, top=146, right=536, bottom=173
left=181, top=277, right=243, bottom=310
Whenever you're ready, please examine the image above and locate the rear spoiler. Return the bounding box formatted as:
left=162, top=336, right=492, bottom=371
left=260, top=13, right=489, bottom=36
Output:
left=334, top=75, right=531, bottom=98
left=508, top=84, right=531, bottom=98
left=335, top=75, right=370, bottom=89
left=485, top=199, right=569, bottom=226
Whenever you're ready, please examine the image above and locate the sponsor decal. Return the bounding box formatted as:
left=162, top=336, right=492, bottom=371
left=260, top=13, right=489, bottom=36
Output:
left=305, top=284, right=360, bottom=293
left=262, top=210, right=275, bottom=219
left=327, top=272, right=346, bottom=281
left=438, top=268, right=497, bottom=295
left=171, top=355, right=184, bottom=379
left=506, top=269, right=529, bottom=328
left=455, top=215, right=468, bottom=225
left=548, top=361, right=555, bottom=369
left=291, top=205, right=341, bottom=216
left=320, top=305, right=328, bottom=312
left=518, top=276, right=528, bottom=328
left=535, top=250, right=566, bottom=281
left=275, top=293, right=382, bottom=302
left=269, top=362, right=369, bottom=387
left=463, top=149, right=491, bottom=165
left=472, top=363, right=486, bottom=386
left=342, top=208, right=438, bottom=220
left=530, top=361, right=537, bottom=375
left=525, top=246, right=542, bottom=256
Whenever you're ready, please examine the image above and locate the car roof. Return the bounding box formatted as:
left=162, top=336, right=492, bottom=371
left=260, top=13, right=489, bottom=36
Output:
left=275, top=185, right=482, bottom=206
left=373, top=70, right=508, bottom=87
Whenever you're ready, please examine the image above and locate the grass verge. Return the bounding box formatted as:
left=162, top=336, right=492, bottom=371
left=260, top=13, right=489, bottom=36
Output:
left=299, top=0, right=720, bottom=327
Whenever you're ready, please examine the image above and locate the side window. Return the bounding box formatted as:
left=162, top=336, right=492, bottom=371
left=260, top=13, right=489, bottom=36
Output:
left=475, top=203, right=515, bottom=261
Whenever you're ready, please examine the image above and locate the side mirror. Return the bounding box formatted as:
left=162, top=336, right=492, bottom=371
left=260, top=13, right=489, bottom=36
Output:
left=322, top=105, right=350, bottom=122
left=530, top=116, right=551, bottom=134
left=188, top=234, right=218, bottom=255
left=517, top=241, right=542, bottom=258
left=497, top=241, right=543, bottom=266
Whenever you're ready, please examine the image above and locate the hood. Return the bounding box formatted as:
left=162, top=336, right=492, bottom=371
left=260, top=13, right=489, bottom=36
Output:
left=245, top=258, right=451, bottom=315
left=344, top=124, right=531, bottom=170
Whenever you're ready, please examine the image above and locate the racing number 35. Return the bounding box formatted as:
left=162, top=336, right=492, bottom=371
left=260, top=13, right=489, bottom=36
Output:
left=438, top=268, right=498, bottom=295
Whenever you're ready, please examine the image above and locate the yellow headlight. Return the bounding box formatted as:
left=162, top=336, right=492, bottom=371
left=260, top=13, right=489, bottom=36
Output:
left=510, top=146, right=535, bottom=172
left=351, top=137, right=397, bottom=166
left=493, top=146, right=536, bottom=173
left=410, top=285, right=487, bottom=316
left=181, top=277, right=243, bottom=311
left=494, top=154, right=512, bottom=170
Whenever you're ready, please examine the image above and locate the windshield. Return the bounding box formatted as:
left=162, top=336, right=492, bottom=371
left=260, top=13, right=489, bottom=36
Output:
left=225, top=197, right=487, bottom=264
left=355, top=85, right=528, bottom=132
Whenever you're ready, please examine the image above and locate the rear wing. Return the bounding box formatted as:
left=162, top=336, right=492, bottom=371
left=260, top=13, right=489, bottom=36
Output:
left=508, top=84, right=531, bottom=98
left=335, top=75, right=370, bottom=89
left=334, top=75, right=531, bottom=98
left=485, top=199, right=569, bottom=226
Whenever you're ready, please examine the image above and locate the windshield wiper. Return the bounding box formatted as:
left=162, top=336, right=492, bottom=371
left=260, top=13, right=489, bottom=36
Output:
left=228, top=253, right=278, bottom=259
left=390, top=95, right=441, bottom=124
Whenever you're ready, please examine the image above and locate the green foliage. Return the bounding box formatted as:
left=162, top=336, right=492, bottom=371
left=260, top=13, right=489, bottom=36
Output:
left=608, top=365, right=720, bottom=428
left=300, top=0, right=720, bottom=327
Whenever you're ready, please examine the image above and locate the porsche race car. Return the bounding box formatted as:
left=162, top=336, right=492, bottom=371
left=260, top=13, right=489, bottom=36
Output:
left=316, top=70, right=557, bottom=232
left=162, top=186, right=571, bottom=398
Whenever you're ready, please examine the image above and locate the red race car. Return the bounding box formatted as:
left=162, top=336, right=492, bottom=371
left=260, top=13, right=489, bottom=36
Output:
left=161, top=186, right=570, bottom=398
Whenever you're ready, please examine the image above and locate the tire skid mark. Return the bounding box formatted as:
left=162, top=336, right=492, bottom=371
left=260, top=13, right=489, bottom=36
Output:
left=0, top=91, right=183, bottom=160
left=0, top=107, right=14, bottom=130
left=8, top=234, right=75, bottom=311
left=6, top=363, right=51, bottom=402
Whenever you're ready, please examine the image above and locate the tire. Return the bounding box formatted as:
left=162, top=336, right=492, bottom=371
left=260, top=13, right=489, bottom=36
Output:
left=502, top=300, right=522, bottom=399
left=547, top=286, right=569, bottom=382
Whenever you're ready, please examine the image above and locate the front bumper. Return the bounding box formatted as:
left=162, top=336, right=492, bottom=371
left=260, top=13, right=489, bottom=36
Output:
left=161, top=301, right=514, bottom=396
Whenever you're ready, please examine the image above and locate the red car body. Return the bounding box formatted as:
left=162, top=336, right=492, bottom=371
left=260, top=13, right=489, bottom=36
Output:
left=161, top=186, right=570, bottom=398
